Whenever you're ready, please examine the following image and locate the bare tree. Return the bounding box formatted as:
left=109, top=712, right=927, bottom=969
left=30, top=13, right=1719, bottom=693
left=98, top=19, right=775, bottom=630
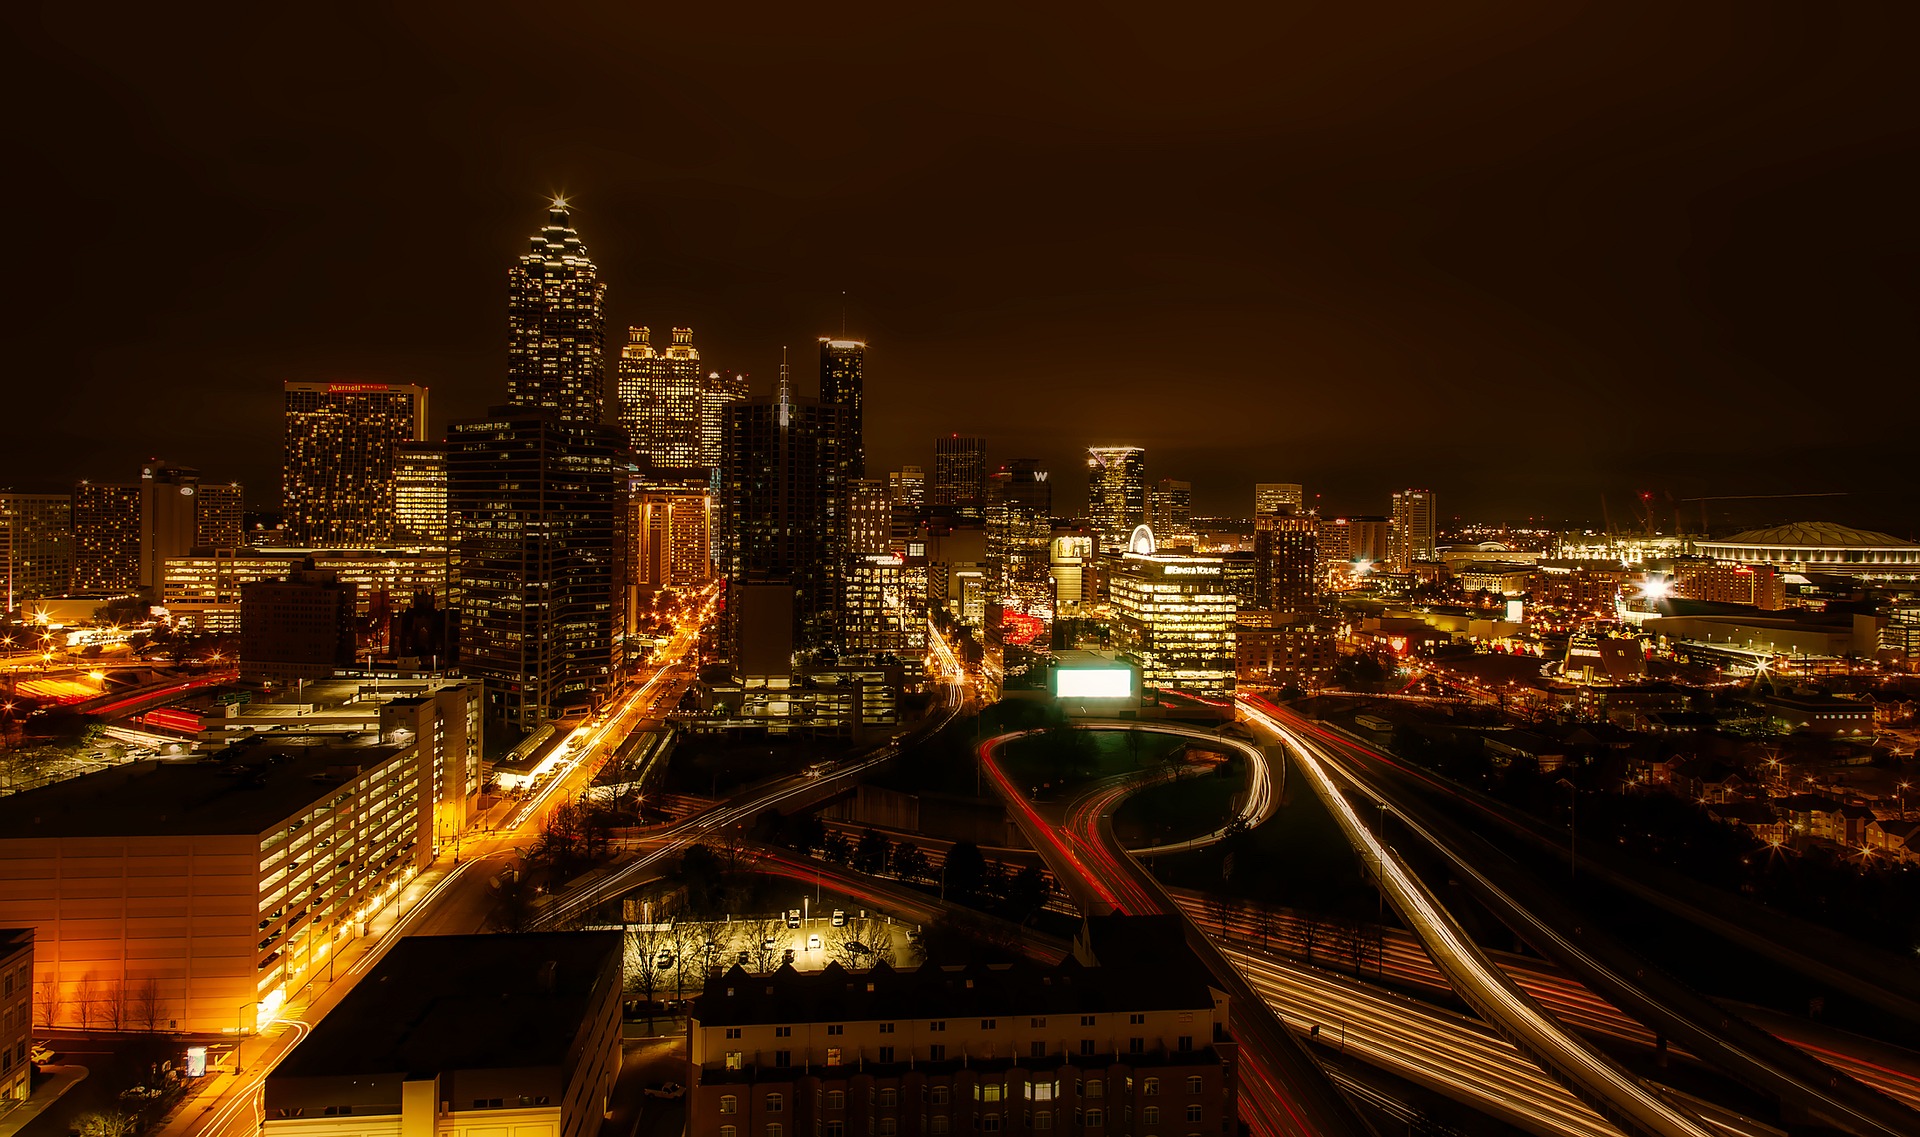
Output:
left=76, top=1111, right=138, bottom=1137
left=36, top=979, right=64, bottom=1029
left=625, top=923, right=669, bottom=1009
left=131, top=977, right=165, bottom=1033
left=102, top=980, right=127, bottom=1031
left=1299, top=916, right=1322, bottom=966
left=746, top=916, right=785, bottom=974
left=669, top=920, right=705, bottom=1002
left=74, top=975, right=98, bottom=1030
left=1250, top=905, right=1278, bottom=951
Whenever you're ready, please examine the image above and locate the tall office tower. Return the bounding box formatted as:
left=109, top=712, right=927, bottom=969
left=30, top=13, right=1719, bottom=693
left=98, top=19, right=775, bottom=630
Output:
left=984, top=459, right=1055, bottom=642
left=71, top=482, right=141, bottom=594
left=1254, top=483, right=1304, bottom=517
left=1256, top=512, right=1319, bottom=614
left=698, top=369, right=750, bottom=470
left=1109, top=528, right=1236, bottom=695
left=448, top=409, right=625, bottom=730
left=506, top=199, right=607, bottom=429
left=393, top=442, right=450, bottom=545
left=0, top=492, right=72, bottom=612
left=819, top=338, right=866, bottom=479
left=931, top=436, right=988, bottom=522
left=1390, top=489, right=1438, bottom=572
left=1086, top=446, right=1147, bottom=552
left=888, top=466, right=926, bottom=518
left=721, top=355, right=850, bottom=659
left=616, top=326, right=704, bottom=467
left=283, top=382, right=428, bottom=547
left=847, top=478, right=892, bottom=556
left=1147, top=478, right=1193, bottom=542
left=140, top=462, right=204, bottom=593
left=195, top=483, right=245, bottom=549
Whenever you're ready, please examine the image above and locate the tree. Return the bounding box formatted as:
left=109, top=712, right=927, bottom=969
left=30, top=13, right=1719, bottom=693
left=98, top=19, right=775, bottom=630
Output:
left=1002, top=865, right=1051, bottom=924
left=853, top=829, right=890, bottom=875
left=35, top=979, right=63, bottom=1029
left=626, top=922, right=670, bottom=1009
left=891, top=842, right=930, bottom=883
left=74, top=975, right=98, bottom=1030
left=942, top=842, right=988, bottom=904
left=1300, top=915, right=1323, bottom=965
left=131, top=977, right=166, bottom=1033
left=1251, top=905, right=1279, bottom=951
left=76, top=1111, right=138, bottom=1137
left=746, top=916, right=786, bottom=973
left=670, top=920, right=705, bottom=1002
left=102, top=980, right=127, bottom=1031
left=819, top=829, right=852, bottom=865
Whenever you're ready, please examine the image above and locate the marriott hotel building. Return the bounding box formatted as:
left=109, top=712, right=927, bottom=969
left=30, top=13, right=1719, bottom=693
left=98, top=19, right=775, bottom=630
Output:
left=1108, top=526, right=1237, bottom=694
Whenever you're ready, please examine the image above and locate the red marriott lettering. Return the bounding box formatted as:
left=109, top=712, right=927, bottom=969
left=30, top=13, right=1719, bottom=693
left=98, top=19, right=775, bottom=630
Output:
left=327, top=383, right=395, bottom=393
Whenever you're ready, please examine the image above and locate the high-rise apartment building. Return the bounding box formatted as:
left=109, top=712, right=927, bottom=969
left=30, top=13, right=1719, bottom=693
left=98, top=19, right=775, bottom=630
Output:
left=393, top=442, right=450, bottom=545
left=1390, top=489, right=1438, bottom=572
left=721, top=358, right=850, bottom=659
left=1147, top=477, right=1193, bottom=542
left=449, top=409, right=625, bottom=729
left=1256, top=512, right=1319, bottom=615
left=506, top=200, right=607, bottom=428
left=1086, top=446, right=1147, bottom=552
left=0, top=492, right=72, bottom=612
left=985, top=459, right=1054, bottom=642
left=71, top=481, right=141, bottom=595
left=819, top=338, right=866, bottom=479
left=283, top=382, right=427, bottom=547
left=847, top=478, right=892, bottom=557
left=931, top=436, right=987, bottom=522
left=1254, top=483, right=1304, bottom=517
left=616, top=326, right=704, bottom=468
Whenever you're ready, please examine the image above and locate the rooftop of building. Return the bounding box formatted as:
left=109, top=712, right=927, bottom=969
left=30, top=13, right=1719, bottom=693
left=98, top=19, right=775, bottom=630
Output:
left=271, top=933, right=622, bottom=1081
left=1708, top=523, right=1914, bottom=549
left=0, top=737, right=407, bottom=839
left=694, top=949, right=1215, bottom=1030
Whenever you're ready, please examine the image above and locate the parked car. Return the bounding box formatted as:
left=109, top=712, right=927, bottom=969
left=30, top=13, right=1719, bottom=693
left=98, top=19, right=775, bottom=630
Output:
left=644, top=1081, right=687, bottom=1100
left=806, top=934, right=822, bottom=951
left=29, top=1043, right=54, bottom=1065
left=831, top=909, right=846, bottom=927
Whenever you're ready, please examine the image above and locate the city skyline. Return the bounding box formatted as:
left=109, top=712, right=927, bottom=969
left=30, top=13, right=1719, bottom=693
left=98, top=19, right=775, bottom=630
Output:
left=8, top=8, right=1916, bottom=529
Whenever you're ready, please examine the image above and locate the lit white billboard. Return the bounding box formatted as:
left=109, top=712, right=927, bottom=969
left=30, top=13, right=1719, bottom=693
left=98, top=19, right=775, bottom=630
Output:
left=1054, top=667, right=1133, bottom=699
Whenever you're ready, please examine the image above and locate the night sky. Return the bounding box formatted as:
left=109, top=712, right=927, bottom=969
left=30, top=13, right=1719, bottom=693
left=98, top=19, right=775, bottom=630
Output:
left=9, top=4, right=1917, bottom=530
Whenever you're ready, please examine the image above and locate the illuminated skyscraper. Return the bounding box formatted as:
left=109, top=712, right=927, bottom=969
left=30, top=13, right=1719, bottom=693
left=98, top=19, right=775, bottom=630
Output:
left=507, top=200, right=606, bottom=428
left=931, top=436, right=988, bottom=522
left=1147, top=478, right=1192, bottom=543
left=1390, top=489, right=1438, bottom=572
left=1253, top=483, right=1304, bottom=517
left=139, top=462, right=206, bottom=593
left=1109, top=526, right=1236, bottom=694
left=617, top=326, right=704, bottom=467
left=71, top=481, right=140, bottom=594
left=699, top=369, right=750, bottom=471
left=819, top=338, right=866, bottom=479
left=0, top=493, right=72, bottom=612
left=448, top=408, right=625, bottom=729
left=394, top=442, right=450, bottom=546
left=721, top=355, right=851, bottom=657
left=282, top=382, right=427, bottom=547
left=848, top=479, right=892, bottom=557
left=985, top=459, right=1054, bottom=644
left=195, top=483, right=245, bottom=549
left=1255, top=512, right=1319, bottom=615
left=1086, top=446, right=1146, bottom=552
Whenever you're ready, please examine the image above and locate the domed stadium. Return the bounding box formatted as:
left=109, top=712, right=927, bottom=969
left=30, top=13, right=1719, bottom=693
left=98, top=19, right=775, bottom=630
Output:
left=1697, top=522, right=1920, bottom=576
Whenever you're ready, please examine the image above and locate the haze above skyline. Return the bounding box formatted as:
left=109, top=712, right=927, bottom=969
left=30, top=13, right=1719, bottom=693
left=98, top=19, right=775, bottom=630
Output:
left=8, top=4, right=1917, bottom=530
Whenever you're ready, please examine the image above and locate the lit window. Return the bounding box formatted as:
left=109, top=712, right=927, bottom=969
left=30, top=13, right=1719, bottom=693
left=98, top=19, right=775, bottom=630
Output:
left=720, top=1096, right=738, bottom=1114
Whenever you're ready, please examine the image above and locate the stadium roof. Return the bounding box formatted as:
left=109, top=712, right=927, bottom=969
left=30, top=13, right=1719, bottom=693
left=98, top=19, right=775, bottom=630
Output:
left=1711, top=522, right=1912, bottom=548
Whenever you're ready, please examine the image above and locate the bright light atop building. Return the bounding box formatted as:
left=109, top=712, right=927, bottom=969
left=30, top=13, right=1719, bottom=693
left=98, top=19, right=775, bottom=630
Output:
left=1054, top=667, right=1133, bottom=699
